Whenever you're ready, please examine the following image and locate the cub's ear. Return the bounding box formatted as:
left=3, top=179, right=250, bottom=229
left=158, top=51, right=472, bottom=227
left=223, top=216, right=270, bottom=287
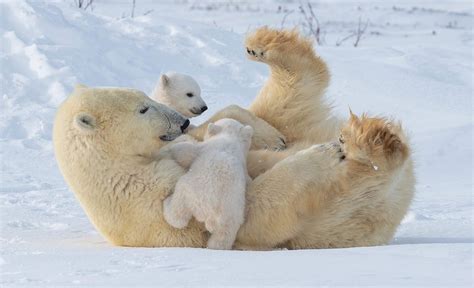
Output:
left=241, top=125, right=254, bottom=139
left=207, top=123, right=222, bottom=136
left=160, top=74, right=170, bottom=87
left=74, top=112, right=96, bottom=133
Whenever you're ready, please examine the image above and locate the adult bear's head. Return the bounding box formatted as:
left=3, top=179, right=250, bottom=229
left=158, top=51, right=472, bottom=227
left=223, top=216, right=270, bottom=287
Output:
left=54, top=85, right=189, bottom=163
left=53, top=85, right=201, bottom=246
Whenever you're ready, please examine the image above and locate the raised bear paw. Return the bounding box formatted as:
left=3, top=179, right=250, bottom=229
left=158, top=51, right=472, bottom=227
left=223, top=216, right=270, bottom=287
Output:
left=340, top=113, right=409, bottom=171
left=245, top=27, right=314, bottom=66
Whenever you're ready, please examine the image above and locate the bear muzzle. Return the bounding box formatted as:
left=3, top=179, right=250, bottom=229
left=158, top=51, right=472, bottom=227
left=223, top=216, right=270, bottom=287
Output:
left=180, top=119, right=190, bottom=132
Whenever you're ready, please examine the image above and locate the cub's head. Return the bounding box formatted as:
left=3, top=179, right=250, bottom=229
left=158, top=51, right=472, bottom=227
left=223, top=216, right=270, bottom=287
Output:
left=152, top=72, right=207, bottom=118
left=54, top=85, right=190, bottom=162
left=205, top=118, right=254, bottom=150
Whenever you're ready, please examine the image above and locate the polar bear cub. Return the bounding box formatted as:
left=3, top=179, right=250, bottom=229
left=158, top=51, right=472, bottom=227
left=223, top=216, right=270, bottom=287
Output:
left=163, top=118, right=254, bottom=250
left=151, top=72, right=208, bottom=119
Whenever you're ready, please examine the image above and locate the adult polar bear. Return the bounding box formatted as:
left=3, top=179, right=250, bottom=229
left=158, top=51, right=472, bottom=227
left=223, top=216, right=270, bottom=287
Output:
left=54, top=27, right=415, bottom=249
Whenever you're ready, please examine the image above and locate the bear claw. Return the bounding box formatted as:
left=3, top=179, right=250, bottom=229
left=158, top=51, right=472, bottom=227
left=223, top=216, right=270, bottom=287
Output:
left=246, top=46, right=266, bottom=61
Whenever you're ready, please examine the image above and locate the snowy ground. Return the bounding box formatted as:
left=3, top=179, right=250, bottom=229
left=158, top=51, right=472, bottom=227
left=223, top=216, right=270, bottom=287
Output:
left=1, top=0, right=472, bottom=286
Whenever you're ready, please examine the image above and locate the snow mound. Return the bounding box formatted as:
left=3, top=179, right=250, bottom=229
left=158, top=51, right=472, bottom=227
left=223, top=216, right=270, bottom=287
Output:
left=0, top=0, right=472, bottom=286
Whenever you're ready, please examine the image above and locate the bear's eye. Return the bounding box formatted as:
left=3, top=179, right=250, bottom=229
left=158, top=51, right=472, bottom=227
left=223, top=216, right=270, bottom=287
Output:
left=339, top=134, right=345, bottom=144
left=139, top=106, right=149, bottom=114
left=186, top=92, right=194, bottom=98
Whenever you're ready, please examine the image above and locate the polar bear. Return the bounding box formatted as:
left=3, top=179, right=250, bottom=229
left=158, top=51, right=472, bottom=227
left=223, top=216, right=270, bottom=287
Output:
left=151, top=72, right=207, bottom=119
left=53, top=27, right=415, bottom=250
left=163, top=118, right=253, bottom=250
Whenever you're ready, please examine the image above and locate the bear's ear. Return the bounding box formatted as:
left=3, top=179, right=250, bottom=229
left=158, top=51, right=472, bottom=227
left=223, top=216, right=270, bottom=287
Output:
left=74, top=112, right=96, bottom=133
left=207, top=123, right=222, bottom=136
left=241, top=125, right=254, bottom=139
left=160, top=74, right=170, bottom=87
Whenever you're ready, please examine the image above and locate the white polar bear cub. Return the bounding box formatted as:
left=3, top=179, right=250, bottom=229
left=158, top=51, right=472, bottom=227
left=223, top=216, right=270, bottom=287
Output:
left=151, top=72, right=208, bottom=119
left=163, top=118, right=254, bottom=250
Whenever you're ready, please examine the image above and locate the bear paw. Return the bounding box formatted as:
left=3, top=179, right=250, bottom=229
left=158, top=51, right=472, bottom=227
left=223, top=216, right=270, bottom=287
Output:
left=245, top=27, right=313, bottom=66
left=251, top=116, right=287, bottom=151
left=252, top=134, right=286, bottom=151
left=341, top=114, right=409, bottom=170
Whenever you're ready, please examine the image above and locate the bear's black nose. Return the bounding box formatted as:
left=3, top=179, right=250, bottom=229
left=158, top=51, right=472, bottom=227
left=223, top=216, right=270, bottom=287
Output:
left=201, top=106, right=208, bottom=112
left=181, top=119, right=190, bottom=132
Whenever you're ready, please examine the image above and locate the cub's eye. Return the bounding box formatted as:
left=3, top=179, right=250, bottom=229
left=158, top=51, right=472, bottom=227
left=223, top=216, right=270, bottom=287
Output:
left=139, top=106, right=149, bottom=114
left=186, top=92, right=194, bottom=98
left=339, top=134, right=345, bottom=144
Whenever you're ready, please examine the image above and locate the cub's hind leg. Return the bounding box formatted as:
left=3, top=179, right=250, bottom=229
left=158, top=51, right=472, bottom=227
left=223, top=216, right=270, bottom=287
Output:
left=163, top=186, right=193, bottom=229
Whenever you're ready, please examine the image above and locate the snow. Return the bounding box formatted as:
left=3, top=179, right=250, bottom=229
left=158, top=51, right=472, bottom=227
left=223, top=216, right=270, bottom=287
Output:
left=1, top=0, right=472, bottom=286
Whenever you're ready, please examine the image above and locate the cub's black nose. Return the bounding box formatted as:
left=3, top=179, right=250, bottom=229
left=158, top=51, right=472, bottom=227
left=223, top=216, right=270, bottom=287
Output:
left=181, top=119, right=190, bottom=132
left=201, top=106, right=208, bottom=112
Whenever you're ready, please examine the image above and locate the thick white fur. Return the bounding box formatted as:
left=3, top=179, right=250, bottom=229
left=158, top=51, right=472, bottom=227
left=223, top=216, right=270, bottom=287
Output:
left=163, top=119, right=253, bottom=250
left=53, top=27, right=415, bottom=250
left=151, top=72, right=207, bottom=118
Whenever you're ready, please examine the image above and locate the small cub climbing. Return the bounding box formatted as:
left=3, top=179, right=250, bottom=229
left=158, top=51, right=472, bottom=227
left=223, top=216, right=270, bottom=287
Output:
left=151, top=72, right=208, bottom=119
left=163, top=118, right=254, bottom=250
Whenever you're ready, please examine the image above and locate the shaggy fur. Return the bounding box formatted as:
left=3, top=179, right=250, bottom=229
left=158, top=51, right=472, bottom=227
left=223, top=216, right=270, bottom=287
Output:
left=53, top=27, right=415, bottom=250
left=188, top=104, right=287, bottom=151
left=163, top=119, right=253, bottom=250
left=245, top=27, right=341, bottom=144
left=151, top=72, right=207, bottom=119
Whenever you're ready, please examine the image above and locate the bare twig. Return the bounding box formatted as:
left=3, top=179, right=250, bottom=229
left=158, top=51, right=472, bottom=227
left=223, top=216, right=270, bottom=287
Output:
left=336, top=17, right=369, bottom=47
left=353, top=17, right=369, bottom=47
left=281, top=9, right=294, bottom=28
left=299, top=1, right=323, bottom=45
left=335, top=33, right=355, bottom=46
left=131, top=0, right=136, bottom=18
left=143, top=9, right=153, bottom=16
left=83, top=0, right=93, bottom=11
left=74, top=0, right=94, bottom=11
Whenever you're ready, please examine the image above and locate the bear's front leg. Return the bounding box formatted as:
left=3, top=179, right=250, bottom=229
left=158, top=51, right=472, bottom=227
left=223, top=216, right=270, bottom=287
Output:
left=188, top=105, right=286, bottom=151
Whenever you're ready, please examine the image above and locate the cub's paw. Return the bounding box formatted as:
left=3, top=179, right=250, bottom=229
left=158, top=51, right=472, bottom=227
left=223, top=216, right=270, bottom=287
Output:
left=233, top=242, right=273, bottom=251
left=245, top=27, right=312, bottom=65
left=340, top=112, right=409, bottom=170
left=207, top=234, right=234, bottom=250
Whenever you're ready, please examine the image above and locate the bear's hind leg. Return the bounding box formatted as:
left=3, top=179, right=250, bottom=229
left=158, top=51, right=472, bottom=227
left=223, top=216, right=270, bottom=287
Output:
left=245, top=27, right=316, bottom=70
left=163, top=193, right=193, bottom=229
left=207, top=220, right=241, bottom=250
left=246, top=27, right=336, bottom=144
left=341, top=113, right=410, bottom=172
